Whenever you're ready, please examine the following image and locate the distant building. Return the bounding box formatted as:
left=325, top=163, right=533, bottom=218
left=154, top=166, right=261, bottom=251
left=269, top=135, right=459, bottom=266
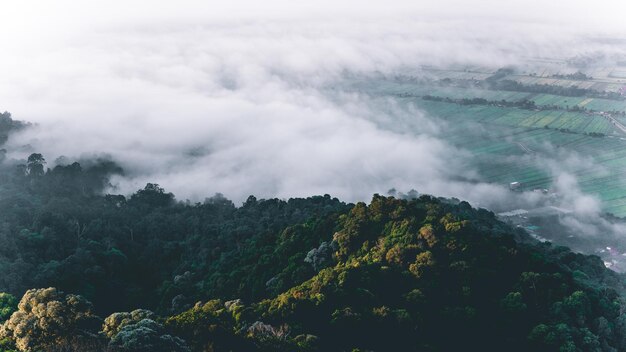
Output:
left=509, top=181, right=522, bottom=191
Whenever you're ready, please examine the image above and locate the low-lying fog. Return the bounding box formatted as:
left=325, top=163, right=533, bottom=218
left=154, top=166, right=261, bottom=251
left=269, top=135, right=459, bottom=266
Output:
left=2, top=0, right=626, bottom=266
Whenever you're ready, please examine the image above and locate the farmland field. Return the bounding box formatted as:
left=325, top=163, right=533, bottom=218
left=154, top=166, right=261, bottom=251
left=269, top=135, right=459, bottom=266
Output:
left=345, top=72, right=626, bottom=217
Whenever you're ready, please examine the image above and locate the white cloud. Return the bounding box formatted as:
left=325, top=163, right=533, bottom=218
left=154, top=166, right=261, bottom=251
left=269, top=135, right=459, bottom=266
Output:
left=0, top=0, right=625, bottom=208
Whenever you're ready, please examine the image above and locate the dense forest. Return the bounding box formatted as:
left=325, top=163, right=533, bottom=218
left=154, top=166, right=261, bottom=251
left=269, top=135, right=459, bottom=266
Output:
left=0, top=112, right=28, bottom=161
left=1, top=115, right=626, bottom=351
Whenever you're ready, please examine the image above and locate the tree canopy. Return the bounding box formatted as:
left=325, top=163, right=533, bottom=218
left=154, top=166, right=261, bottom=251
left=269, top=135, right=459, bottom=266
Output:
left=0, top=150, right=625, bottom=351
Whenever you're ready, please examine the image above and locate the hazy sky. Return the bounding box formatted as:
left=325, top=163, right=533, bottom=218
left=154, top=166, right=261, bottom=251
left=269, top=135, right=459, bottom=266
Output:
left=1, top=0, right=625, bottom=206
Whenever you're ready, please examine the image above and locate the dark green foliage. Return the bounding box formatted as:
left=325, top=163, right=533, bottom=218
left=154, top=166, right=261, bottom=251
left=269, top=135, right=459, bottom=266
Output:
left=0, top=154, right=349, bottom=315
left=102, top=309, right=156, bottom=338
left=26, top=154, right=45, bottom=177
left=423, top=94, right=539, bottom=110
left=552, top=72, right=593, bottom=80
left=0, top=294, right=17, bottom=323
left=0, top=288, right=103, bottom=351
left=0, top=112, right=28, bottom=147
left=167, top=196, right=626, bottom=352
left=1, top=149, right=626, bottom=351
left=108, top=319, right=189, bottom=352
left=165, top=300, right=252, bottom=351
left=486, top=79, right=622, bottom=100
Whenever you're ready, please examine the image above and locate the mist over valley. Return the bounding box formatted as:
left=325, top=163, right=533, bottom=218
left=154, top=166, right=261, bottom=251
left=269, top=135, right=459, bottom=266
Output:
left=1, top=1, right=626, bottom=351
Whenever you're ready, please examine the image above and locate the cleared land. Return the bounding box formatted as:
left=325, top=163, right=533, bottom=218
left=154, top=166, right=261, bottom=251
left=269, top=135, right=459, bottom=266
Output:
left=347, top=65, right=626, bottom=216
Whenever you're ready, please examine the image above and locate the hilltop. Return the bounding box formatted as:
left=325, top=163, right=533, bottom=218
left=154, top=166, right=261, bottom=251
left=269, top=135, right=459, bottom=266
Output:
left=0, top=163, right=624, bottom=351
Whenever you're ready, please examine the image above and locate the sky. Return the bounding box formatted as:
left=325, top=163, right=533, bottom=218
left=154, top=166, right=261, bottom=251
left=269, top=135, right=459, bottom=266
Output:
left=0, top=0, right=626, bottom=207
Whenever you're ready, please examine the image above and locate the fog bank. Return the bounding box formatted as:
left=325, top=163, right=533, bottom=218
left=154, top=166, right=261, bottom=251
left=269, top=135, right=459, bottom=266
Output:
left=0, top=0, right=625, bottom=209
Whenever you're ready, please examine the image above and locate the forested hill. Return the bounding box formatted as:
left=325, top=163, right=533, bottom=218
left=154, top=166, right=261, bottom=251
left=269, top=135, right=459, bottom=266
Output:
left=0, top=154, right=624, bottom=351
left=0, top=116, right=623, bottom=351
left=0, top=154, right=350, bottom=314
left=0, top=112, right=28, bottom=162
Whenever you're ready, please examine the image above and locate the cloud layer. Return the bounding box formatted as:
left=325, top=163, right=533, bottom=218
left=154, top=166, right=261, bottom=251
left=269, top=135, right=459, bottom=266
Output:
left=0, top=0, right=625, bottom=208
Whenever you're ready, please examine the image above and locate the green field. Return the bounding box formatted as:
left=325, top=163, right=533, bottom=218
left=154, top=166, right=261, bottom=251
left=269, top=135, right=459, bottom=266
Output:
left=348, top=79, right=626, bottom=114
left=348, top=77, right=626, bottom=217
left=417, top=99, right=626, bottom=216
left=413, top=99, right=617, bottom=135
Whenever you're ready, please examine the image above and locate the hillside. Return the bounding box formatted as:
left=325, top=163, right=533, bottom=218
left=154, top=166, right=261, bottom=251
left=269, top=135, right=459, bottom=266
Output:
left=0, top=163, right=625, bottom=351
left=167, top=195, right=626, bottom=352
left=1, top=2, right=626, bottom=351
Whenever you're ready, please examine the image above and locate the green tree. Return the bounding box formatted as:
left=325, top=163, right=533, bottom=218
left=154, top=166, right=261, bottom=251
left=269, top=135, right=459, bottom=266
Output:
left=26, top=153, right=46, bottom=177
left=102, top=309, right=156, bottom=338
left=0, top=288, right=102, bottom=351
left=109, top=319, right=189, bottom=352
left=0, top=294, right=17, bottom=323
